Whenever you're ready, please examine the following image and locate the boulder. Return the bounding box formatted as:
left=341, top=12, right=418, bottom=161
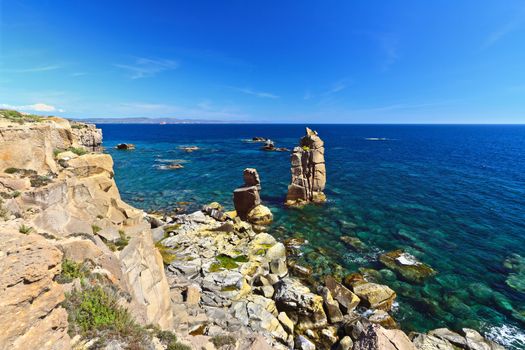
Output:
left=338, top=336, right=354, bottom=350
left=0, top=232, right=70, bottom=350
left=243, top=168, right=261, bottom=189
left=285, top=128, right=326, bottom=206
left=411, top=333, right=455, bottom=350
left=325, top=275, right=360, bottom=313
left=233, top=186, right=260, bottom=220
left=274, top=277, right=327, bottom=331
left=352, top=282, right=397, bottom=311
left=70, top=121, right=102, bottom=151
left=379, top=250, right=436, bottom=283
left=320, top=287, right=344, bottom=323
left=354, top=323, right=415, bottom=350
left=120, top=230, right=173, bottom=329
left=247, top=204, right=273, bottom=225
left=295, top=335, right=316, bottom=350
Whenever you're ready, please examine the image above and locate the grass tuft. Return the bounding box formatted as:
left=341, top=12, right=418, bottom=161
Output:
left=19, top=224, right=33, bottom=234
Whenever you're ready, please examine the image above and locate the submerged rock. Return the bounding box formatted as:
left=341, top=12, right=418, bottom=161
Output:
left=180, top=145, right=200, bottom=152
left=285, top=127, right=326, bottom=206
left=352, top=282, right=397, bottom=311
left=379, top=250, right=436, bottom=284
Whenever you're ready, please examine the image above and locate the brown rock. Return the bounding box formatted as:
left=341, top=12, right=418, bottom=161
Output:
left=354, top=323, right=415, bottom=350
left=321, top=287, right=344, bottom=323
left=325, top=275, right=360, bottom=313
left=353, top=282, right=397, bottom=311
left=120, top=230, right=174, bottom=330
left=0, top=232, right=70, bottom=349
left=243, top=168, right=261, bottom=189
left=233, top=186, right=261, bottom=220
left=285, top=127, right=327, bottom=206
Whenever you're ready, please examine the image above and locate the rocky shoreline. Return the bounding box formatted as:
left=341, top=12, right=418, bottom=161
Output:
left=0, top=110, right=505, bottom=349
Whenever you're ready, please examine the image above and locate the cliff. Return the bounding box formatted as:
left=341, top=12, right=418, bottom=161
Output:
left=0, top=111, right=173, bottom=349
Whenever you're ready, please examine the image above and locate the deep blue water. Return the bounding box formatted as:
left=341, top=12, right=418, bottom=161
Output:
left=100, top=124, right=525, bottom=348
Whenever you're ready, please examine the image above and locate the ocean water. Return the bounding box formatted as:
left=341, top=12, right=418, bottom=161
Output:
left=101, top=124, right=525, bottom=348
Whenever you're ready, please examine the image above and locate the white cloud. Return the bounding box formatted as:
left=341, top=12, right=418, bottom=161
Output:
left=0, top=103, right=64, bottom=113
left=379, top=34, right=400, bottom=71
left=233, top=87, right=279, bottom=99
left=115, top=57, right=179, bottom=79
left=1, top=65, right=62, bottom=73
left=483, top=20, right=522, bottom=49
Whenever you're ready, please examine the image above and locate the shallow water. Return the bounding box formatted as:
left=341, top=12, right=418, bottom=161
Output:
left=101, top=124, right=525, bottom=348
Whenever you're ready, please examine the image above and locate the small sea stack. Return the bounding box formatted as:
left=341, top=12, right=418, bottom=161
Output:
left=116, top=143, right=135, bottom=150
left=285, top=127, right=326, bottom=206
left=233, top=168, right=273, bottom=225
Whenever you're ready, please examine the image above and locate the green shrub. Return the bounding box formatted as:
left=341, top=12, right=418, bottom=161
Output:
left=211, top=335, right=236, bottom=348
left=0, top=109, right=43, bottom=124
left=53, top=149, right=64, bottom=157
left=19, top=224, right=33, bottom=234
left=68, top=147, right=87, bottom=156
left=57, top=259, right=87, bottom=284
left=30, top=175, right=52, bottom=187
left=92, top=225, right=102, bottom=234
left=4, top=167, right=19, bottom=174
left=155, top=241, right=177, bottom=265
left=12, top=191, right=21, bottom=198
left=106, top=230, right=130, bottom=252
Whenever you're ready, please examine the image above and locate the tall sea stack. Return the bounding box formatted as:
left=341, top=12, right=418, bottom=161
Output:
left=285, top=127, right=326, bottom=206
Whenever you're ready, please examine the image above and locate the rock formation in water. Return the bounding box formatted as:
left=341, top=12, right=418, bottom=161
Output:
left=233, top=168, right=273, bottom=225
left=285, top=127, right=327, bottom=206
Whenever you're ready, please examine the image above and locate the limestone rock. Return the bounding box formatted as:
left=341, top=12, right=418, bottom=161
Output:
left=120, top=230, right=173, bottom=329
left=244, top=168, right=261, bottom=189
left=411, top=333, right=455, bottom=350
left=338, top=336, right=354, bottom=350
left=0, top=118, right=73, bottom=173
left=325, top=275, right=360, bottom=313
left=0, top=232, right=70, bottom=350
left=353, top=282, right=397, bottom=311
left=285, top=127, right=326, bottom=206
left=354, top=323, right=415, bottom=350
left=70, top=121, right=102, bottom=152
left=320, top=287, right=344, bottom=323
left=368, top=310, right=397, bottom=329
left=295, top=335, right=316, bottom=350
left=247, top=204, right=273, bottom=225
left=274, top=277, right=327, bottom=331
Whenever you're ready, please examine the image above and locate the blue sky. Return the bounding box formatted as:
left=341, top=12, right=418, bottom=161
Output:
left=1, top=1, right=525, bottom=123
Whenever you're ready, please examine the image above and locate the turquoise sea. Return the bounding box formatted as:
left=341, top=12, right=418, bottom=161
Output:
left=100, top=124, right=525, bottom=349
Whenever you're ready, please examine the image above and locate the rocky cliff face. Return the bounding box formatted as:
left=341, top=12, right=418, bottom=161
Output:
left=0, top=113, right=172, bottom=349
left=286, top=127, right=326, bottom=206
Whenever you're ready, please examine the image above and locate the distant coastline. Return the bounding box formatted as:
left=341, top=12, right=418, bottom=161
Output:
left=77, top=117, right=248, bottom=124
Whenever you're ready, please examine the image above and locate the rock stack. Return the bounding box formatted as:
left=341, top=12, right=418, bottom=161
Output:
left=285, top=127, right=326, bottom=206
left=233, top=168, right=273, bottom=225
